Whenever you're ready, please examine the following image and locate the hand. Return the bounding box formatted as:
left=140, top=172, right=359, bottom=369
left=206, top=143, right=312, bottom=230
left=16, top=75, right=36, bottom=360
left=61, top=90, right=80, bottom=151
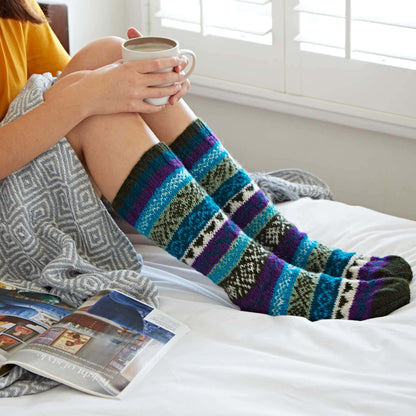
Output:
left=127, top=27, right=191, bottom=106
left=46, top=57, right=186, bottom=116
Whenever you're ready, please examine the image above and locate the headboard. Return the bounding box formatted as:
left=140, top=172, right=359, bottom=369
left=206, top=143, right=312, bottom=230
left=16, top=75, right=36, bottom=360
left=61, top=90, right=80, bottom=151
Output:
left=39, top=2, right=70, bottom=54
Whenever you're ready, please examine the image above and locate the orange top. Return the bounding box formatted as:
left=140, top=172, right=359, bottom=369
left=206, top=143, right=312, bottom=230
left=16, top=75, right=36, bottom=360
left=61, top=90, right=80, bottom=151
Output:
left=0, top=0, right=70, bottom=120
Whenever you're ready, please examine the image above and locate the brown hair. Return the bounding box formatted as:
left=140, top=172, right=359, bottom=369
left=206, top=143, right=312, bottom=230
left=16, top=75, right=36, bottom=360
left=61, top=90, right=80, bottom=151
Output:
left=0, top=0, right=46, bottom=24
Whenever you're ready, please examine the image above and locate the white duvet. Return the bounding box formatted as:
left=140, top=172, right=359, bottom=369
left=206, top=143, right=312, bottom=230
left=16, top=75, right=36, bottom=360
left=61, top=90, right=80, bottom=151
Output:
left=2, top=199, right=415, bottom=416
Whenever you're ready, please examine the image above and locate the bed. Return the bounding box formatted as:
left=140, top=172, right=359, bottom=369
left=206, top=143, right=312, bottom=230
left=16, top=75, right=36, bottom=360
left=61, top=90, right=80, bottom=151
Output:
left=3, top=3, right=415, bottom=414
left=2, top=198, right=415, bottom=415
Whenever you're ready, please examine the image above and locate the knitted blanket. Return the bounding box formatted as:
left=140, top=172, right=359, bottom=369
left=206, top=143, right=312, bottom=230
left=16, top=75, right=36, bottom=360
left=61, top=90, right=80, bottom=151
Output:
left=249, top=169, right=333, bottom=204
left=0, top=74, right=158, bottom=397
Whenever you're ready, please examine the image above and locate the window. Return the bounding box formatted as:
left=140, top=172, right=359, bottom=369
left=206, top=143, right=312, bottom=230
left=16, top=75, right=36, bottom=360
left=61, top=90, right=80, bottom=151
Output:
left=136, top=0, right=416, bottom=138
left=286, top=0, right=416, bottom=128
left=295, top=0, right=416, bottom=70
left=148, top=0, right=284, bottom=91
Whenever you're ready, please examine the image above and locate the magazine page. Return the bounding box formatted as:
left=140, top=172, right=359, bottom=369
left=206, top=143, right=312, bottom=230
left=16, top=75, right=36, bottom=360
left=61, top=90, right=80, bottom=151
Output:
left=0, top=282, right=74, bottom=369
left=6, top=290, right=189, bottom=398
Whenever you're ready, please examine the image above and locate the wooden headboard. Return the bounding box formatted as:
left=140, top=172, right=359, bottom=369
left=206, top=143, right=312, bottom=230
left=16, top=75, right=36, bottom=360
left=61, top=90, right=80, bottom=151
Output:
left=39, top=2, right=70, bottom=54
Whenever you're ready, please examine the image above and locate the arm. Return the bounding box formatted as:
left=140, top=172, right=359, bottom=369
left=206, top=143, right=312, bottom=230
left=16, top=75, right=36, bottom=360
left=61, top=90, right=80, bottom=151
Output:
left=0, top=56, right=186, bottom=180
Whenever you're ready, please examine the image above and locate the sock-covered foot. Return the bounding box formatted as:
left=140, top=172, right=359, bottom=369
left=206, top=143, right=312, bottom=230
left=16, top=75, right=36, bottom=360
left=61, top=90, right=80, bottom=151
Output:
left=111, top=142, right=410, bottom=321
left=170, top=119, right=413, bottom=284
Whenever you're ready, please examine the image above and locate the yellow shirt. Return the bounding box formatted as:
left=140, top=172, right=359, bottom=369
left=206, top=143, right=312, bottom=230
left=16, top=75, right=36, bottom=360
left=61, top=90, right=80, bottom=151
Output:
left=0, top=0, right=70, bottom=120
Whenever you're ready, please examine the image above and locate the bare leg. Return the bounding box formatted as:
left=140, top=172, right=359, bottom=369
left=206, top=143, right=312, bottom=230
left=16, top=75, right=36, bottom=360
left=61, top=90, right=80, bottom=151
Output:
left=140, top=100, right=197, bottom=145
left=60, top=36, right=124, bottom=75
left=67, top=112, right=158, bottom=202
left=58, top=37, right=159, bottom=202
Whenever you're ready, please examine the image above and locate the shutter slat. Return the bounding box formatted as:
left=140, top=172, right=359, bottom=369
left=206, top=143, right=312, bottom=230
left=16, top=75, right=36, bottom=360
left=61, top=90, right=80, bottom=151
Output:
left=294, top=0, right=345, bottom=18
left=294, top=36, right=344, bottom=50
left=294, top=6, right=344, bottom=19
left=155, top=0, right=272, bottom=44
left=235, top=0, right=271, bottom=5
left=352, top=18, right=416, bottom=30
left=155, top=11, right=199, bottom=25
left=353, top=49, right=416, bottom=62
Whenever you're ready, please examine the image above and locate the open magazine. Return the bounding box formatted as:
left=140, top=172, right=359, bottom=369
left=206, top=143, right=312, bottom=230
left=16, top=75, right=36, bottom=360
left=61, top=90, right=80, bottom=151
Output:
left=0, top=282, right=189, bottom=398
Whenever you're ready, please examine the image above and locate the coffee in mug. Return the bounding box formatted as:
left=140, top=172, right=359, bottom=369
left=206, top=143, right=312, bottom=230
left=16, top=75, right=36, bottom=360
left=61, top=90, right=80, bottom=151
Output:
left=122, top=36, right=196, bottom=105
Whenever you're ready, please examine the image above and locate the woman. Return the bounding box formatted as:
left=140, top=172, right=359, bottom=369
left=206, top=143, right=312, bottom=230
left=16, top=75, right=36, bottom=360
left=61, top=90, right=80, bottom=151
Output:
left=0, top=0, right=412, bottom=321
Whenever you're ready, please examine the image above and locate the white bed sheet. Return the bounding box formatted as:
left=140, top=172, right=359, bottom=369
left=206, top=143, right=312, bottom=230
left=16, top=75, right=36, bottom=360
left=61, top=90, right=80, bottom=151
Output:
left=2, top=199, right=416, bottom=415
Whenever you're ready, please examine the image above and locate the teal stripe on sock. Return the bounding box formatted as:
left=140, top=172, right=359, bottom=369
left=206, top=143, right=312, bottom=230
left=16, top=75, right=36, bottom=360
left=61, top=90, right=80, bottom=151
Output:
left=292, top=238, right=318, bottom=269
left=188, top=140, right=227, bottom=182
left=212, top=169, right=252, bottom=208
left=324, top=249, right=355, bottom=277
left=244, top=203, right=276, bottom=239
left=309, top=275, right=342, bottom=320
left=136, top=167, right=193, bottom=235
left=269, top=262, right=301, bottom=316
left=166, top=195, right=221, bottom=259
left=208, top=232, right=252, bottom=285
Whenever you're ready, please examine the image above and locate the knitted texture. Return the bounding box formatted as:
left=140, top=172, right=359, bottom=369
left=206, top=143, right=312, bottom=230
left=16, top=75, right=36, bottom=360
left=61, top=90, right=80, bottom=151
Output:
left=249, top=169, right=333, bottom=204
left=170, top=119, right=413, bottom=284
left=112, top=142, right=411, bottom=322
left=0, top=74, right=158, bottom=397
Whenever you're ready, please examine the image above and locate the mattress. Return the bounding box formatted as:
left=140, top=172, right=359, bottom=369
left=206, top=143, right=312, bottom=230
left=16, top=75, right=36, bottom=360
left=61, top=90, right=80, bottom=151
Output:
left=2, top=198, right=415, bottom=415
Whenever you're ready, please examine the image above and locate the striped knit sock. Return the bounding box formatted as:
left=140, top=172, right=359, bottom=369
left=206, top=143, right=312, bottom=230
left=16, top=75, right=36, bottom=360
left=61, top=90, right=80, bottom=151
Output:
left=170, top=119, right=412, bottom=283
left=111, top=142, right=410, bottom=320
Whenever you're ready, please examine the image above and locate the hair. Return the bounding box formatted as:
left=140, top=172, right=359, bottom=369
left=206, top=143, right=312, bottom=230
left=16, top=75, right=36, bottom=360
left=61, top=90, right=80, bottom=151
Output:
left=0, top=0, right=46, bottom=24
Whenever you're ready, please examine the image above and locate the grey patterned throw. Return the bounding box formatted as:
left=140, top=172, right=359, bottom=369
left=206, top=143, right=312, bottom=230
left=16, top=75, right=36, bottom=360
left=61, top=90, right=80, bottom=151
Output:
left=0, top=74, right=158, bottom=397
left=249, top=169, right=333, bottom=204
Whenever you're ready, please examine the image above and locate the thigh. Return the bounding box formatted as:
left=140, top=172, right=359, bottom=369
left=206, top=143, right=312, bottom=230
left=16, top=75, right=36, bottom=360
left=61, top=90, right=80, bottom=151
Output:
left=60, top=36, right=124, bottom=76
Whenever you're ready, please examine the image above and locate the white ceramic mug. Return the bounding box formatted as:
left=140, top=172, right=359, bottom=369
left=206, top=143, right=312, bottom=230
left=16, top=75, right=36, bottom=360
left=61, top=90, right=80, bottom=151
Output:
left=122, top=36, right=196, bottom=105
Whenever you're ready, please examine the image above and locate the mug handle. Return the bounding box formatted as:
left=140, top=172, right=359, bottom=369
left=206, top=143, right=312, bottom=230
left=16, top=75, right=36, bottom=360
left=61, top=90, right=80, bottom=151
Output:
left=178, top=49, right=196, bottom=82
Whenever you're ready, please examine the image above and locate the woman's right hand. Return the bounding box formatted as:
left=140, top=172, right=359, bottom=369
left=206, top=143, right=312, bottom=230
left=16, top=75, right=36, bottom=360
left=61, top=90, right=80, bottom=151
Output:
left=46, top=55, right=187, bottom=117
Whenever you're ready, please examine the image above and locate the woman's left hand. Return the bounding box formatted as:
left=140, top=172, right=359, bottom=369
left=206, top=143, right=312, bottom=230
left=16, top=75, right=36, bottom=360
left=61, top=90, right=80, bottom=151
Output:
left=127, top=27, right=191, bottom=106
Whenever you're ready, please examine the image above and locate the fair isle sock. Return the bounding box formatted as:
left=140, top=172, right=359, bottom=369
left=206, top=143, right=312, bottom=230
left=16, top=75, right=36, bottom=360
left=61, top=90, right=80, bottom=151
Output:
left=170, top=119, right=413, bottom=283
left=111, top=142, right=410, bottom=321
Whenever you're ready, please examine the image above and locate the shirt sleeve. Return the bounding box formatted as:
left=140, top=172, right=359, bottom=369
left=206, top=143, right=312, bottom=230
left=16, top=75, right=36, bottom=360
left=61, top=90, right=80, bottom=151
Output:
left=25, top=1, right=70, bottom=77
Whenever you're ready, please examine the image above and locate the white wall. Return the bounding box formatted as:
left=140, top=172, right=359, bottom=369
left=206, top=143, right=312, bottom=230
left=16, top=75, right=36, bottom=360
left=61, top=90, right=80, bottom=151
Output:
left=46, top=0, right=130, bottom=53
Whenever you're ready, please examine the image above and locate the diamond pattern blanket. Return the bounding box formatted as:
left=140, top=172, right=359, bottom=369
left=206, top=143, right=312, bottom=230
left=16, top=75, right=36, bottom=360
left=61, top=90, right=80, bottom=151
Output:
left=0, top=74, right=158, bottom=397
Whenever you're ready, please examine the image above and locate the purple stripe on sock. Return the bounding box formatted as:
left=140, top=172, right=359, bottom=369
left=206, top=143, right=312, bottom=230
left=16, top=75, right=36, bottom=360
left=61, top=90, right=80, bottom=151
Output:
left=125, top=158, right=183, bottom=225
left=231, top=191, right=269, bottom=230
left=349, top=278, right=385, bottom=320
left=182, top=133, right=218, bottom=170
left=274, top=226, right=306, bottom=263
left=357, top=257, right=390, bottom=281
left=192, top=219, right=240, bottom=275
left=234, top=255, right=285, bottom=314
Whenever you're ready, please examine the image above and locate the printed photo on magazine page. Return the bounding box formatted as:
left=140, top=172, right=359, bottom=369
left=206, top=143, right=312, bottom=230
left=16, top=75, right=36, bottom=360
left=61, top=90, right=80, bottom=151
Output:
left=4, top=289, right=189, bottom=398
left=0, top=283, right=73, bottom=362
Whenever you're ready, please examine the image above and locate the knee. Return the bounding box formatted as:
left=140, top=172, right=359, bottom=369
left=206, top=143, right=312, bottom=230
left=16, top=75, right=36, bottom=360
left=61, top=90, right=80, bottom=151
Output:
left=61, top=36, right=125, bottom=75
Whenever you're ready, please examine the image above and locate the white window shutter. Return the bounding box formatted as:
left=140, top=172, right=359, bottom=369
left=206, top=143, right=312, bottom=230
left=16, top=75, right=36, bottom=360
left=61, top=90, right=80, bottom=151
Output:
left=148, top=0, right=284, bottom=91
left=286, top=0, right=416, bottom=119
left=132, top=0, right=416, bottom=137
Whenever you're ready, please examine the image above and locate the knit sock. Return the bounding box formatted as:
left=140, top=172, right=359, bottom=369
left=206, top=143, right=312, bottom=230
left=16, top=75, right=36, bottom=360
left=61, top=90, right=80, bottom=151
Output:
left=170, top=119, right=412, bottom=283
left=111, top=142, right=410, bottom=321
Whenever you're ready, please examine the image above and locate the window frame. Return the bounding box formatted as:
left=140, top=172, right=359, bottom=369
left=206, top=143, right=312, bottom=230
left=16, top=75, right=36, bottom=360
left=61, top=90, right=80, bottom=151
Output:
left=129, top=0, right=416, bottom=140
